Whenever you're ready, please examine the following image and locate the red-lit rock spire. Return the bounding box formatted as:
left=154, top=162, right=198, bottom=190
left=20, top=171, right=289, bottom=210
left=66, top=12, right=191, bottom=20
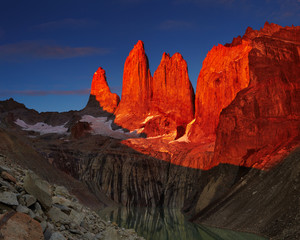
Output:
left=114, top=40, right=153, bottom=130
left=90, top=67, right=120, bottom=113
left=148, top=52, right=195, bottom=137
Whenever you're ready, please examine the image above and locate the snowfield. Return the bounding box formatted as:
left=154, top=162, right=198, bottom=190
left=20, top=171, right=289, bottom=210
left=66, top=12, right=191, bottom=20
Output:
left=80, top=115, right=140, bottom=139
left=15, top=115, right=141, bottom=139
left=15, top=119, right=68, bottom=135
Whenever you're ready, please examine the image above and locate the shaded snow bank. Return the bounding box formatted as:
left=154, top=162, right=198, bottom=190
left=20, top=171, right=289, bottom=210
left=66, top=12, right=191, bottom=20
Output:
left=80, top=115, right=140, bottom=139
left=15, top=115, right=141, bottom=139
left=15, top=119, right=68, bottom=135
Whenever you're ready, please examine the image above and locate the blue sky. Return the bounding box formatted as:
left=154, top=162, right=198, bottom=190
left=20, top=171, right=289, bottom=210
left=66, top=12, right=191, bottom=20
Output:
left=0, top=0, right=299, bottom=112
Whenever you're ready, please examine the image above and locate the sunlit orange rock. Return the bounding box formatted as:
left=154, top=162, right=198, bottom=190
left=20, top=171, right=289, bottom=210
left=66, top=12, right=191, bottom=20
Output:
left=189, top=39, right=252, bottom=141
left=211, top=22, right=300, bottom=169
left=124, top=23, right=300, bottom=171
left=147, top=52, right=195, bottom=137
left=114, top=40, right=153, bottom=130
left=114, top=42, right=195, bottom=138
left=90, top=67, right=120, bottom=113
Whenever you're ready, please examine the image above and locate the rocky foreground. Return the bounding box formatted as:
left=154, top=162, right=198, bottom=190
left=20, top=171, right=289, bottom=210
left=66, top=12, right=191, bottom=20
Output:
left=0, top=154, right=144, bottom=240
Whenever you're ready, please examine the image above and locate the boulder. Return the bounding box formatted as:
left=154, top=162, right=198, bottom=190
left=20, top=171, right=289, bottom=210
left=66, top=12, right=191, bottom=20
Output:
left=49, top=232, right=66, bottom=240
left=16, top=204, right=30, bottom=214
left=0, top=212, right=44, bottom=240
left=47, top=206, right=70, bottom=224
left=23, top=171, right=52, bottom=209
left=0, top=191, right=18, bottom=206
left=19, top=194, right=36, bottom=207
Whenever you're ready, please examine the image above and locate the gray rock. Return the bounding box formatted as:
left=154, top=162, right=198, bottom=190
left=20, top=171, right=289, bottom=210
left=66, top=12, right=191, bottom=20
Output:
left=95, top=232, right=104, bottom=240
left=103, top=227, right=122, bottom=240
left=35, top=202, right=44, bottom=215
left=24, top=170, right=52, bottom=209
left=34, top=214, right=44, bottom=222
left=83, top=232, right=95, bottom=240
left=29, top=209, right=36, bottom=219
left=20, top=194, right=36, bottom=207
left=41, top=220, right=47, bottom=232
left=52, top=196, right=72, bottom=207
left=0, top=165, right=12, bottom=173
left=54, top=185, right=69, bottom=197
left=0, top=191, right=18, bottom=206
left=47, top=206, right=70, bottom=224
left=49, top=232, right=66, bottom=240
left=0, top=180, right=15, bottom=192
left=69, top=228, right=81, bottom=234
left=16, top=204, right=30, bottom=214
left=69, top=209, right=84, bottom=225
left=44, top=223, right=54, bottom=240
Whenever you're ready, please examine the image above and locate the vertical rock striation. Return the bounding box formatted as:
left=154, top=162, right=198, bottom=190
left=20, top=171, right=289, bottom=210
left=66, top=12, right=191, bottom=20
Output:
left=114, top=40, right=153, bottom=130
left=189, top=39, right=252, bottom=142
left=212, top=22, right=300, bottom=169
left=148, top=52, right=195, bottom=137
left=114, top=41, right=195, bottom=138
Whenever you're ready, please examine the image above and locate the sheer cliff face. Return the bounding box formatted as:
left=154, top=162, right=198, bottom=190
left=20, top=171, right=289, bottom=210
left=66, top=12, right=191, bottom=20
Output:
left=90, top=67, right=120, bottom=114
left=212, top=23, right=300, bottom=169
left=150, top=53, right=195, bottom=136
left=114, top=41, right=195, bottom=138
left=189, top=40, right=252, bottom=141
left=114, top=40, right=153, bottom=129
left=113, top=23, right=299, bottom=171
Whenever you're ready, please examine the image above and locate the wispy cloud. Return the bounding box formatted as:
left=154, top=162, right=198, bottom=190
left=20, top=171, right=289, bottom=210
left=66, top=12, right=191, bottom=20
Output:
left=0, top=89, right=90, bottom=97
left=32, top=18, right=98, bottom=31
left=159, top=20, right=195, bottom=30
left=0, top=41, right=111, bottom=60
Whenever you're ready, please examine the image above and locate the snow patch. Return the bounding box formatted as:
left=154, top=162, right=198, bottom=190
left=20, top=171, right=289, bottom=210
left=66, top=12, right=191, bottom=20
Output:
left=141, top=115, right=159, bottom=124
left=81, top=115, right=140, bottom=139
left=15, top=119, right=68, bottom=135
left=174, top=134, right=190, bottom=143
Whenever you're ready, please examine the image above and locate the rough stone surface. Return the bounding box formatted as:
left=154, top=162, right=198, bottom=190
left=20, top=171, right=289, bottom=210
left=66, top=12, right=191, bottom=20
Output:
left=47, top=206, right=70, bottom=224
left=24, top=171, right=52, bottom=209
left=149, top=52, right=195, bottom=137
left=89, top=67, right=120, bottom=114
left=0, top=212, right=44, bottom=240
left=19, top=194, right=37, bottom=207
left=0, top=191, right=18, bottom=206
left=0, top=158, right=145, bottom=240
left=212, top=22, right=300, bottom=169
left=115, top=42, right=195, bottom=139
left=1, top=171, right=17, bottom=183
left=70, top=121, right=91, bottom=139
left=189, top=39, right=251, bottom=141
left=16, top=204, right=30, bottom=214
left=49, top=232, right=66, bottom=240
left=114, top=40, right=153, bottom=130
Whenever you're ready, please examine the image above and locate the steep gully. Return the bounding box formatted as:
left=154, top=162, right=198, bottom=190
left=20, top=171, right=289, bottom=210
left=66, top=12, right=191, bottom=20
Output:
left=1, top=22, right=299, bottom=239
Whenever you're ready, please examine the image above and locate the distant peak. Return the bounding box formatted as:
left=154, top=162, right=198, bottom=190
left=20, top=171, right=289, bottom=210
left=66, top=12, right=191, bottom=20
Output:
left=135, top=40, right=145, bottom=50
left=94, top=67, right=106, bottom=76
left=161, top=52, right=170, bottom=60
left=172, top=52, right=183, bottom=61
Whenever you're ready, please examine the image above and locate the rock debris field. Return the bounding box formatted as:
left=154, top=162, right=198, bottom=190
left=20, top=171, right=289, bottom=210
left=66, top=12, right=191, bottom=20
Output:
left=0, top=154, right=144, bottom=240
